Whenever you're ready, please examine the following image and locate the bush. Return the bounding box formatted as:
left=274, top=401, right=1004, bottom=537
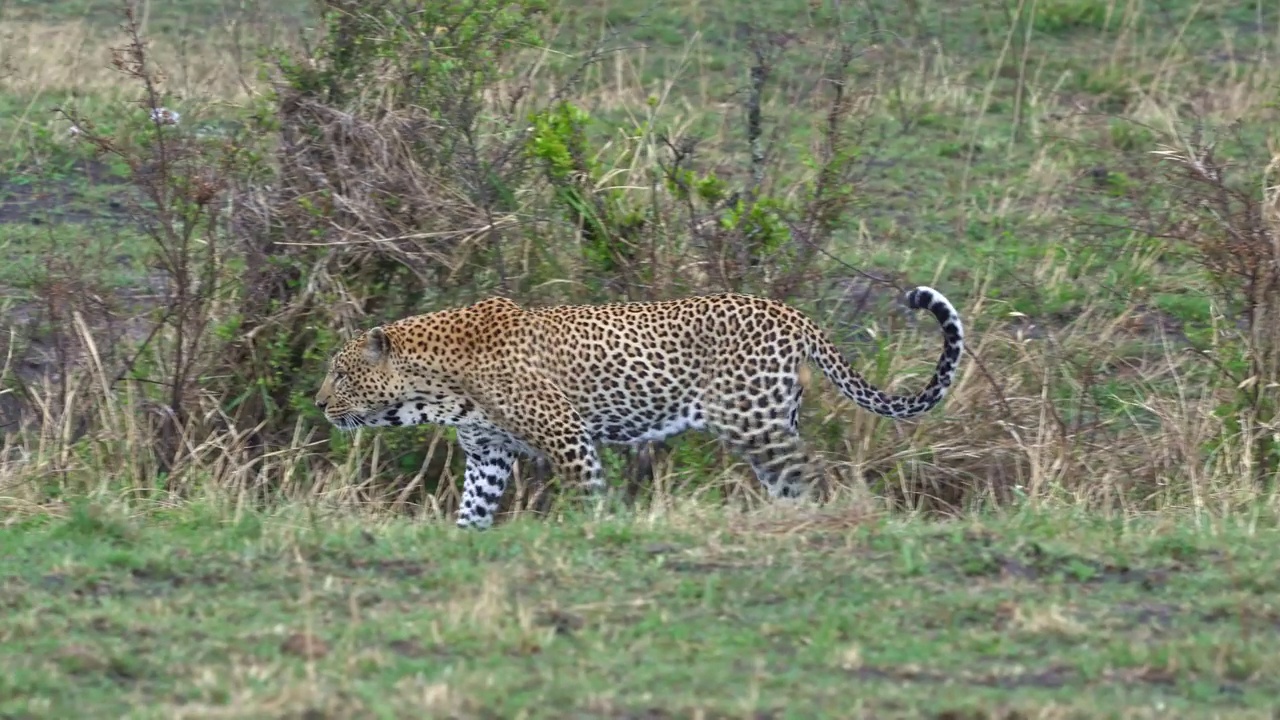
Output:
left=5, top=0, right=892, bottom=517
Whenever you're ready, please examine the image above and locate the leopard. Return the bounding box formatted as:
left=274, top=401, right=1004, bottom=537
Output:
left=314, top=286, right=964, bottom=529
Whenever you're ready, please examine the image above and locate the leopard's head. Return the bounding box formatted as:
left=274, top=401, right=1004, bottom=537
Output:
left=315, top=327, right=405, bottom=430
left=316, top=325, right=476, bottom=431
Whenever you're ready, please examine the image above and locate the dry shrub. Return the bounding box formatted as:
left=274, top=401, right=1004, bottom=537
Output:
left=209, top=1, right=882, bottom=509
left=1066, top=122, right=1280, bottom=498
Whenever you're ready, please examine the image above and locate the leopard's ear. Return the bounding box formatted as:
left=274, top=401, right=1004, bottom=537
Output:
left=363, top=327, right=390, bottom=364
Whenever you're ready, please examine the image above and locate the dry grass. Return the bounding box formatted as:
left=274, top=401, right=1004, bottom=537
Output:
left=2, top=0, right=1280, bottom=526
left=1, top=20, right=261, bottom=100
left=4, top=267, right=1278, bottom=525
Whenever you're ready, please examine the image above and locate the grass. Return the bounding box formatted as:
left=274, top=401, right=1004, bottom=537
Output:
left=4, top=0, right=1276, bottom=324
left=3, top=500, right=1280, bottom=717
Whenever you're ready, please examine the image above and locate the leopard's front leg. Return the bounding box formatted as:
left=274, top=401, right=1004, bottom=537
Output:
left=455, top=426, right=518, bottom=530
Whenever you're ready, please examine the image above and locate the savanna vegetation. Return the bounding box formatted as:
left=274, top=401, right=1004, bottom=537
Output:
left=2, top=0, right=1279, bottom=715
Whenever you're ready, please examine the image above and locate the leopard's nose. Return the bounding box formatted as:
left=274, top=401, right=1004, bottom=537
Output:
left=316, top=398, right=328, bottom=410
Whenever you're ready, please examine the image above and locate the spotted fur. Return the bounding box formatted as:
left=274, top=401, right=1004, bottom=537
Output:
left=314, top=287, right=964, bottom=529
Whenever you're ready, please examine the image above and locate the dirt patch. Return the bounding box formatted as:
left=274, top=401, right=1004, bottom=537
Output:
left=52, top=642, right=144, bottom=685
left=642, top=542, right=681, bottom=556
left=949, top=539, right=1181, bottom=589
left=1110, top=601, right=1182, bottom=629
left=129, top=565, right=229, bottom=590
left=0, top=276, right=172, bottom=434
left=69, top=578, right=118, bottom=600
left=1200, top=604, right=1280, bottom=629
left=0, top=577, right=33, bottom=611
left=741, top=593, right=788, bottom=607
left=89, top=614, right=151, bottom=639
left=854, top=663, right=1080, bottom=689
left=341, top=557, right=432, bottom=578
left=385, top=638, right=456, bottom=659
left=0, top=161, right=132, bottom=226
left=52, top=643, right=110, bottom=674
left=853, top=660, right=1234, bottom=694
left=292, top=544, right=435, bottom=578
left=534, top=608, right=585, bottom=636
left=281, top=631, right=329, bottom=659
left=24, top=566, right=231, bottom=602
left=932, top=711, right=1028, bottom=720
left=581, top=709, right=781, bottom=720
left=595, top=710, right=678, bottom=720
left=664, top=560, right=753, bottom=574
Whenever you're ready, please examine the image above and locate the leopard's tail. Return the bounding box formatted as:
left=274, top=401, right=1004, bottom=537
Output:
left=806, top=286, right=964, bottom=419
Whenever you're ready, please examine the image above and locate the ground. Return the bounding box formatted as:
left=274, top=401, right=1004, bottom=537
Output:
left=2, top=502, right=1278, bottom=717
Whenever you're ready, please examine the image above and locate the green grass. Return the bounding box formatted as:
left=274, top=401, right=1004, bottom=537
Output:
left=7, top=0, right=1275, bottom=327
left=3, top=501, right=1279, bottom=717
left=562, top=0, right=1279, bottom=324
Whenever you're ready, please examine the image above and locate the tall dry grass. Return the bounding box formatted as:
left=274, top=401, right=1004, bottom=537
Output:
left=2, top=1, right=1280, bottom=525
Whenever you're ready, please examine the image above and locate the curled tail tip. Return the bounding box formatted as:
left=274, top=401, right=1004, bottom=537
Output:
left=905, top=285, right=945, bottom=309
left=906, top=285, right=964, bottom=339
